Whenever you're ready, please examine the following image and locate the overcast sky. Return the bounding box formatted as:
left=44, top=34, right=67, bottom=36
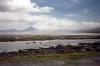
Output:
left=0, top=0, right=100, bottom=33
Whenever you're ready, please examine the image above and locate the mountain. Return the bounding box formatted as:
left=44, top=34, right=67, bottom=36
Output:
left=0, top=29, right=18, bottom=32
left=0, top=26, right=37, bottom=32
left=21, top=26, right=37, bottom=32
left=86, top=27, right=100, bottom=33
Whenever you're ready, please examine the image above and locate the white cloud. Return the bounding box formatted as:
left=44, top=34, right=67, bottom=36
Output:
left=0, top=0, right=54, bottom=13
left=0, top=0, right=100, bottom=33
left=0, top=0, right=55, bottom=30
left=0, top=12, right=100, bottom=32
left=0, top=21, right=28, bottom=30
left=31, top=15, right=100, bottom=32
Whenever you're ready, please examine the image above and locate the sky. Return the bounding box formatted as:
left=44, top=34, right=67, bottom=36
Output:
left=0, top=0, right=100, bottom=33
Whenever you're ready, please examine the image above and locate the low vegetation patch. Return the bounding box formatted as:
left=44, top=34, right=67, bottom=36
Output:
left=0, top=52, right=100, bottom=63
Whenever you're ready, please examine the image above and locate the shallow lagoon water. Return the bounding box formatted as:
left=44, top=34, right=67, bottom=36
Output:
left=0, top=39, right=100, bottom=52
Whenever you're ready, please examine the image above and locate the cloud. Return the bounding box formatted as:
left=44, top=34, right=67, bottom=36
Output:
left=0, top=12, right=100, bottom=32
left=31, top=15, right=100, bottom=32
left=0, top=21, right=28, bottom=30
left=0, top=9, right=99, bottom=32
left=0, top=0, right=100, bottom=33
left=0, top=0, right=54, bottom=13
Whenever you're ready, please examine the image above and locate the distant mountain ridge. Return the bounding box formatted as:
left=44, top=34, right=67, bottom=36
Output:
left=22, top=26, right=37, bottom=32
left=86, top=27, right=100, bottom=33
left=0, top=27, right=100, bottom=33
left=0, top=26, right=37, bottom=32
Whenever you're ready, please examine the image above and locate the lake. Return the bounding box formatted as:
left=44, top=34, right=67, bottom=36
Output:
left=0, top=39, right=100, bottom=52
